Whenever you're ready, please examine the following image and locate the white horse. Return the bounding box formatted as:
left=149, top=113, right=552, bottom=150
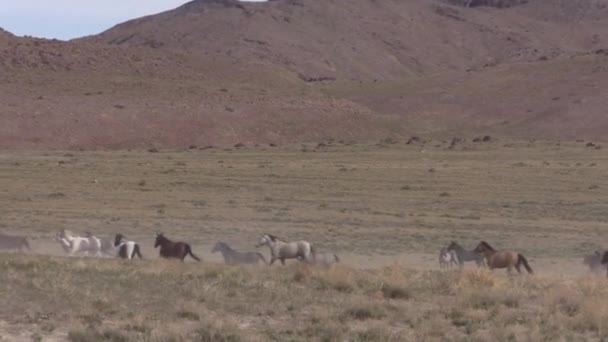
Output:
left=255, top=234, right=315, bottom=265
left=113, top=234, right=143, bottom=259
left=58, top=229, right=102, bottom=256
left=313, top=251, right=340, bottom=268
left=439, top=247, right=459, bottom=269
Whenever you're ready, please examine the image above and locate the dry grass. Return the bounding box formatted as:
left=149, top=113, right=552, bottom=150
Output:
left=2, top=255, right=608, bottom=341
left=0, top=141, right=607, bottom=340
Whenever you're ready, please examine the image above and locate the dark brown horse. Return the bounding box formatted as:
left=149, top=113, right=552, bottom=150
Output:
left=583, top=251, right=605, bottom=274
left=154, top=233, right=201, bottom=262
left=602, top=251, right=608, bottom=278
left=473, top=241, right=533, bottom=274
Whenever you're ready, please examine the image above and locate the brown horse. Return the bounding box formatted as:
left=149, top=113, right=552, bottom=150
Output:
left=602, top=251, right=608, bottom=278
left=154, top=233, right=201, bottom=262
left=473, top=241, right=533, bottom=274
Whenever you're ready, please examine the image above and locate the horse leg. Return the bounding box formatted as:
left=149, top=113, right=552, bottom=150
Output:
left=515, top=264, right=522, bottom=274
left=269, top=256, right=276, bottom=265
left=280, top=258, right=285, bottom=265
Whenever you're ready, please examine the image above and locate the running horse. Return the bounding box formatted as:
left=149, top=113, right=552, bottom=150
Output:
left=438, top=247, right=459, bottom=269
left=583, top=251, right=605, bottom=274
left=446, top=241, right=485, bottom=268
left=602, top=251, right=608, bottom=278
left=114, top=234, right=143, bottom=260
left=313, top=251, right=340, bottom=268
left=473, top=241, right=533, bottom=274
left=212, top=241, right=267, bottom=265
left=255, top=234, right=316, bottom=265
left=58, top=229, right=102, bottom=256
left=0, top=233, right=31, bottom=252
left=154, top=233, right=201, bottom=262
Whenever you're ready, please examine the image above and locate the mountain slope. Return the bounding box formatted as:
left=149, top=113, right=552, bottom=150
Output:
left=86, top=0, right=608, bottom=80
left=1, top=0, right=608, bottom=149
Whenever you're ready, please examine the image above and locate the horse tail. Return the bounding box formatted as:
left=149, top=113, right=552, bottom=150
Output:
left=518, top=254, right=533, bottom=274
left=256, top=252, right=268, bottom=265
left=186, top=244, right=201, bottom=262
left=133, top=244, right=143, bottom=259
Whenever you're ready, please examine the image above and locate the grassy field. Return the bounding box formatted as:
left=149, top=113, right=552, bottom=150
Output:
left=1, top=139, right=607, bottom=340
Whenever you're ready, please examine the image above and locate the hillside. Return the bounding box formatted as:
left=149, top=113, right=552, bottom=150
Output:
left=86, top=0, right=608, bottom=80
left=1, top=0, right=608, bottom=149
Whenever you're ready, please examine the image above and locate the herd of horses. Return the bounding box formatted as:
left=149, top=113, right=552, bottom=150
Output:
left=439, top=241, right=534, bottom=274
left=0, top=231, right=340, bottom=267
left=0, top=231, right=607, bottom=275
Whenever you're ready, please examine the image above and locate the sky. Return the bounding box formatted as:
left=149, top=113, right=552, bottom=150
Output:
left=0, top=0, right=265, bottom=40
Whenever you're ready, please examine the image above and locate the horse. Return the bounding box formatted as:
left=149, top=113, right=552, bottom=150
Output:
left=602, top=251, right=608, bottom=278
left=583, top=251, right=605, bottom=274
left=313, top=251, right=340, bottom=268
left=85, top=232, right=116, bottom=257
left=0, top=233, right=31, bottom=252
left=58, top=229, right=102, bottom=256
left=255, top=234, right=316, bottom=265
left=212, top=241, right=267, bottom=265
left=55, top=232, right=72, bottom=254
left=473, top=241, right=533, bottom=274
left=114, top=234, right=143, bottom=260
left=446, top=241, right=485, bottom=267
left=438, top=247, right=459, bottom=269
left=154, top=233, right=201, bottom=262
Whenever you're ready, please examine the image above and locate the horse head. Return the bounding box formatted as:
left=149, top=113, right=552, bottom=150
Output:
left=473, top=241, right=495, bottom=254
left=114, top=234, right=126, bottom=247
left=255, top=234, right=271, bottom=248
left=447, top=241, right=458, bottom=251
left=154, top=233, right=164, bottom=248
left=212, top=241, right=227, bottom=253
left=54, top=231, right=64, bottom=242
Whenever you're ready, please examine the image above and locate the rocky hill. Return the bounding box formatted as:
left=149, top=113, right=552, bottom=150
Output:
left=1, top=0, right=607, bottom=149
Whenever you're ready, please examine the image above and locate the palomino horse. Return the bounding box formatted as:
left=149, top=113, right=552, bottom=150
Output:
left=0, top=233, right=31, bottom=252
left=602, top=251, right=608, bottom=278
left=154, top=233, right=201, bottom=262
left=255, top=234, right=315, bottom=265
left=313, top=251, right=340, bottom=268
left=114, top=234, right=143, bottom=260
left=212, top=241, right=267, bottom=265
left=583, top=251, right=605, bottom=274
left=58, top=229, right=102, bottom=256
left=473, top=241, right=533, bottom=274
left=447, top=241, right=485, bottom=267
left=438, top=247, right=458, bottom=269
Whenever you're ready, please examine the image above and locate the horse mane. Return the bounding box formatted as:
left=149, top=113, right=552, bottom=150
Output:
left=447, top=241, right=464, bottom=251
left=156, top=233, right=172, bottom=243
left=216, top=241, right=232, bottom=250
left=266, top=234, right=284, bottom=242
left=114, top=234, right=125, bottom=246
left=479, top=241, right=496, bottom=251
